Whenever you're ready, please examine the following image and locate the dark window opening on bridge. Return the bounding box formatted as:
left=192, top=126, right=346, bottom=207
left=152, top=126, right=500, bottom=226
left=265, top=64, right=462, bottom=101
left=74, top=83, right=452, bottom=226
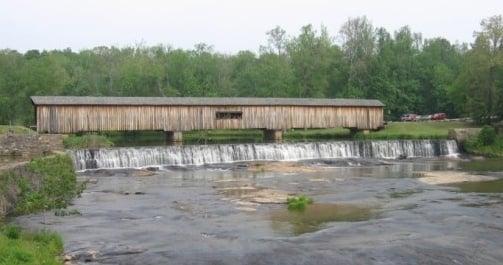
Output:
left=216, top=111, right=242, bottom=120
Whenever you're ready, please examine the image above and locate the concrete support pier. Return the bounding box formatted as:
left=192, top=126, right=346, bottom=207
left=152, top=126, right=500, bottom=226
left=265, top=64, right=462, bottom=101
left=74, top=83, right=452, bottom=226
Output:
left=165, top=131, right=183, bottom=144
left=263, top=129, right=283, bottom=142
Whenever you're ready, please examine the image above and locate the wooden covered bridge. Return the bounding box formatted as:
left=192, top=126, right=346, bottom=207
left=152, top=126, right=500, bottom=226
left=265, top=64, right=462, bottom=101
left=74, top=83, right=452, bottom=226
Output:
left=31, top=96, right=384, bottom=142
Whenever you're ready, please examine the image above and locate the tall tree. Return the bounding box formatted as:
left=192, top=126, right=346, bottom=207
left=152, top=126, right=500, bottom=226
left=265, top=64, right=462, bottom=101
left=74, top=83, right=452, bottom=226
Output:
left=338, top=16, right=376, bottom=97
left=287, top=25, right=333, bottom=97
left=456, top=15, right=503, bottom=123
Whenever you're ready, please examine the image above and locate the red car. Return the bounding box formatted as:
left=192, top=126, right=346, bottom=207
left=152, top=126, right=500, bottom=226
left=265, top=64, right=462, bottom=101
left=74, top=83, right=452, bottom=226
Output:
left=431, top=113, right=447, bottom=120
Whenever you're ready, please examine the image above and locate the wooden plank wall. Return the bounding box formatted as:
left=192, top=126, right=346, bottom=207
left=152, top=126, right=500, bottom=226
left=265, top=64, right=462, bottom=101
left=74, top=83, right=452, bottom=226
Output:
left=36, top=105, right=384, bottom=133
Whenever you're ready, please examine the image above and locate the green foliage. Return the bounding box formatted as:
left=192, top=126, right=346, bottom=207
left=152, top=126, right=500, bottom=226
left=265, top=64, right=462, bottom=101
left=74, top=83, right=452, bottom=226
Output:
left=478, top=126, right=497, bottom=145
left=0, top=225, right=63, bottom=265
left=454, top=15, right=503, bottom=124
left=63, top=134, right=114, bottom=149
left=287, top=195, right=314, bottom=211
left=0, top=154, right=78, bottom=215
left=2, top=226, right=20, bottom=240
left=464, top=133, right=503, bottom=158
left=0, top=16, right=502, bottom=125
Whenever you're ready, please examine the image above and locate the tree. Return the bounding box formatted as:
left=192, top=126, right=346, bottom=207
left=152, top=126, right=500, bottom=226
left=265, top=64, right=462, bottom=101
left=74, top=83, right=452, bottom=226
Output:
left=263, top=26, right=288, bottom=56
left=0, top=15, right=502, bottom=125
left=287, top=24, right=333, bottom=97
left=338, top=16, right=376, bottom=97
left=455, top=15, right=503, bottom=124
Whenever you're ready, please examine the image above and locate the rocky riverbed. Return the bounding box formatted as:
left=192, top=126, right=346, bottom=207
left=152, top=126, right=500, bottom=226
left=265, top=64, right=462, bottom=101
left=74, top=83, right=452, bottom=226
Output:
left=15, top=158, right=503, bottom=265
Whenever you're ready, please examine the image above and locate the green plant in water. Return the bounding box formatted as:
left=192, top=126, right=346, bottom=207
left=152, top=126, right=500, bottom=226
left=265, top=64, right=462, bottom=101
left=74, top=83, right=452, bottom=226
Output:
left=287, top=195, right=313, bottom=211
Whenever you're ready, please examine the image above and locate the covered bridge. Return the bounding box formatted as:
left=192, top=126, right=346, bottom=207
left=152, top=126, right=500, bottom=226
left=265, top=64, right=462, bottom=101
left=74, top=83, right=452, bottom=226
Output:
left=31, top=96, right=384, bottom=141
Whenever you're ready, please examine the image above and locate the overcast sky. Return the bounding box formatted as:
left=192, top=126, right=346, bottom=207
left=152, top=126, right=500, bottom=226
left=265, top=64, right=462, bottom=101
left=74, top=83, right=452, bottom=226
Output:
left=1, top=0, right=502, bottom=53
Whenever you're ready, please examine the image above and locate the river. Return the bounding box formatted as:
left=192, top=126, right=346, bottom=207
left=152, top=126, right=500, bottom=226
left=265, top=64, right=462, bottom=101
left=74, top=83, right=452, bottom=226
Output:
left=15, top=140, right=503, bottom=264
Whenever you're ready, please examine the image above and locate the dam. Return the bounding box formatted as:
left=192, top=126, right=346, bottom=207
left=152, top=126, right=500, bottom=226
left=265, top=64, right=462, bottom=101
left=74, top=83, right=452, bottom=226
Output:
left=70, top=139, right=459, bottom=170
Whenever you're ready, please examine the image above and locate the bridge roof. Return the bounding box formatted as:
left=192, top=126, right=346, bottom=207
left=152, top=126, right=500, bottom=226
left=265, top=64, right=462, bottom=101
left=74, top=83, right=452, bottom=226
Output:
left=31, top=96, right=384, bottom=107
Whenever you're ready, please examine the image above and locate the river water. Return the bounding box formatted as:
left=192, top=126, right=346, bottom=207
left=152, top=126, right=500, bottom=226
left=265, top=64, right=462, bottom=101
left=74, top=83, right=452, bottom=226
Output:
left=15, top=140, right=503, bottom=265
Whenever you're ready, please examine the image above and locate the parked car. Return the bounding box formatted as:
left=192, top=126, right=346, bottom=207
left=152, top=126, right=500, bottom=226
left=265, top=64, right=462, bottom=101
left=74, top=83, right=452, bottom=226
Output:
left=400, top=114, right=417, bottom=122
left=431, top=113, right=447, bottom=120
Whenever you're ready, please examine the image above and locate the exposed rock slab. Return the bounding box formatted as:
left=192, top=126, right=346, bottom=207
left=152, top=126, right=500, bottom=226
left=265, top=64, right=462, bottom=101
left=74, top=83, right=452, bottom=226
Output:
left=247, top=161, right=322, bottom=173
left=218, top=186, right=289, bottom=204
left=417, top=171, right=496, bottom=185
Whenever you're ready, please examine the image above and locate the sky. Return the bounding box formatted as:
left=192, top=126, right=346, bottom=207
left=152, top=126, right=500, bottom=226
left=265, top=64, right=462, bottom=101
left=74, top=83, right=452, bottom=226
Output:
left=1, top=0, right=502, bottom=54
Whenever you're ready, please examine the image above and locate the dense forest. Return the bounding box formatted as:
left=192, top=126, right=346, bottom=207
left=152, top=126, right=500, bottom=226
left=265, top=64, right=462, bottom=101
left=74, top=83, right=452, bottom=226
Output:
left=1, top=15, right=502, bottom=125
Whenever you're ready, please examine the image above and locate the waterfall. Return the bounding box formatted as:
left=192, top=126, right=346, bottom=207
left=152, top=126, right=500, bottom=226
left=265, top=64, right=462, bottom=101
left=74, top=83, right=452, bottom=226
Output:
left=69, top=140, right=459, bottom=171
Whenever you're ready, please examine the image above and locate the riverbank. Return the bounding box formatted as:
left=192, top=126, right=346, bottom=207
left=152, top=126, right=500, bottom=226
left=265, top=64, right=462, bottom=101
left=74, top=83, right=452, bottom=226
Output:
left=0, top=154, right=79, bottom=265
left=0, top=225, right=63, bottom=265
left=0, top=154, right=79, bottom=217
left=463, top=135, right=503, bottom=158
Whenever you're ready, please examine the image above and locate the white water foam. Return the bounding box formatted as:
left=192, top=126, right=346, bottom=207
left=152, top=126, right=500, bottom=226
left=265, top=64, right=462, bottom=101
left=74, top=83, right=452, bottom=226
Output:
left=69, top=140, right=459, bottom=171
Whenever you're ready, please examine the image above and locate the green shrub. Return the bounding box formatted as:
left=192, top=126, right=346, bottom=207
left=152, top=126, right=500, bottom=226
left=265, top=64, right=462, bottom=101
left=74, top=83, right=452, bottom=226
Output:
left=464, top=133, right=503, bottom=158
left=478, top=125, right=497, bottom=146
left=1, top=154, right=79, bottom=217
left=14, top=154, right=77, bottom=215
left=287, top=195, right=313, bottom=211
left=0, top=226, right=63, bottom=265
left=63, top=134, right=113, bottom=149
left=2, top=225, right=20, bottom=240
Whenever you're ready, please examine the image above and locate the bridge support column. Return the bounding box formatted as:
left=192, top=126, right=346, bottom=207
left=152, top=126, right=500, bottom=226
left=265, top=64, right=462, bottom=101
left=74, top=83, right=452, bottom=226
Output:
left=263, top=129, right=283, bottom=142
left=362, top=130, right=370, bottom=135
left=165, top=131, right=183, bottom=144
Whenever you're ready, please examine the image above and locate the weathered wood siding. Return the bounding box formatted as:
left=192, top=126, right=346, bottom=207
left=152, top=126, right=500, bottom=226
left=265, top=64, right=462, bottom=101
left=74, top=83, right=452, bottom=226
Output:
left=36, top=105, right=384, bottom=133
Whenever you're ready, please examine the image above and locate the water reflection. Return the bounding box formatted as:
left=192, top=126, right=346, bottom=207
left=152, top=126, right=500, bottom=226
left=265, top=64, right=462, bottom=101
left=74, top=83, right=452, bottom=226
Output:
left=459, top=159, right=503, bottom=172
left=269, top=203, right=373, bottom=236
left=450, top=179, right=503, bottom=193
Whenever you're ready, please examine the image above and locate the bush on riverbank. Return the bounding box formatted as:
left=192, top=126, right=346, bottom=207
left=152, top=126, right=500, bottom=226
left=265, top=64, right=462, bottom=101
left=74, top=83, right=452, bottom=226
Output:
left=463, top=127, right=503, bottom=157
left=0, top=225, right=63, bottom=265
left=0, top=154, right=78, bottom=216
left=63, top=134, right=114, bottom=149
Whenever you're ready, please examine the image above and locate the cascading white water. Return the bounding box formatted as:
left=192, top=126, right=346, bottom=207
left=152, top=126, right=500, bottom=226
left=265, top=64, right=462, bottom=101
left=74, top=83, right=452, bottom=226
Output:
left=69, top=140, right=459, bottom=171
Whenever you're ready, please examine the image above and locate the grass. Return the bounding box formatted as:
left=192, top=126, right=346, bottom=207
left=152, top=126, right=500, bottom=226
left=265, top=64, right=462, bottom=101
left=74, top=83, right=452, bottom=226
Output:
left=0, top=125, right=34, bottom=135
left=287, top=195, right=314, bottom=211
left=355, top=121, right=475, bottom=140
left=0, top=225, right=63, bottom=265
left=63, top=134, right=114, bottom=149
left=0, top=154, right=78, bottom=216
left=285, top=128, right=350, bottom=140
